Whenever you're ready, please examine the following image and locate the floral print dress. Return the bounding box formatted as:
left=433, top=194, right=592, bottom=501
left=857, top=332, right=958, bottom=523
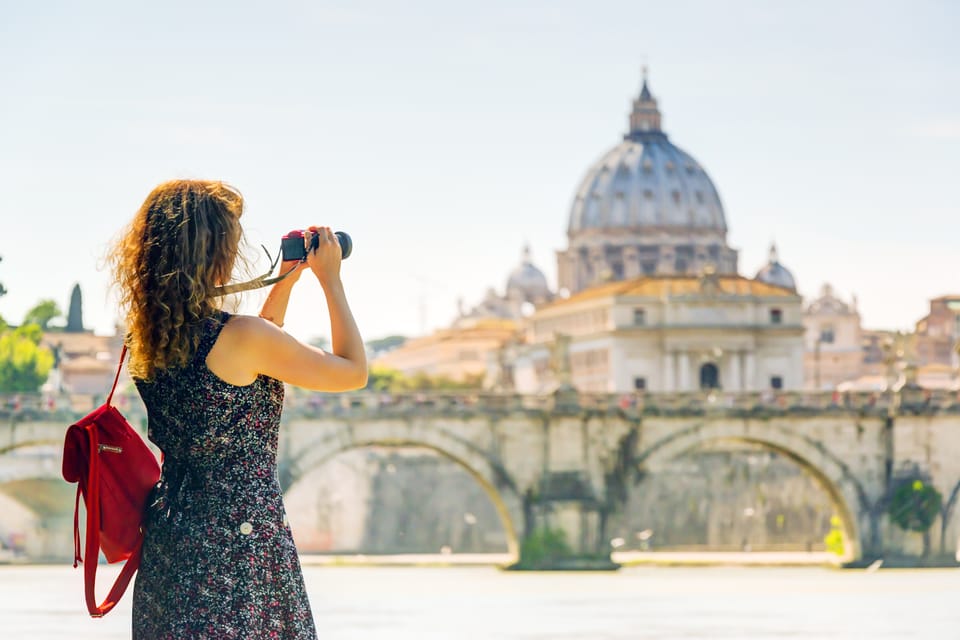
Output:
left=132, top=311, right=317, bottom=639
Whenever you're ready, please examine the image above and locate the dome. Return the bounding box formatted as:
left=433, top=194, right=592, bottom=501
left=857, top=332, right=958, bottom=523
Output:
left=567, top=77, right=726, bottom=235
left=556, top=70, right=741, bottom=294
left=806, top=283, right=854, bottom=315
left=506, top=245, right=550, bottom=303
left=755, top=244, right=797, bottom=291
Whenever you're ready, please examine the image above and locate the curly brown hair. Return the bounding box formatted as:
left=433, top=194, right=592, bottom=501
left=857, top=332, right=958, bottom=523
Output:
left=109, top=180, right=245, bottom=380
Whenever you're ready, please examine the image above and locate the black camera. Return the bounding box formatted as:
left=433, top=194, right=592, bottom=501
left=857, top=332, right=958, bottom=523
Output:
left=280, top=229, right=352, bottom=261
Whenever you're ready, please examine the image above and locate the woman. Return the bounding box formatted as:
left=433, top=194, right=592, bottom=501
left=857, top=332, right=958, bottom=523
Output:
left=109, top=179, right=367, bottom=639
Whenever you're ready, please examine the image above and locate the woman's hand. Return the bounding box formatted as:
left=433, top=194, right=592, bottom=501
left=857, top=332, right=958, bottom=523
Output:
left=305, top=225, right=342, bottom=287
left=277, top=257, right=309, bottom=285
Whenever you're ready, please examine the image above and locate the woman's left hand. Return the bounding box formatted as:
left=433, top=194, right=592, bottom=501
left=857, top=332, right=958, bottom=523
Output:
left=277, top=257, right=309, bottom=284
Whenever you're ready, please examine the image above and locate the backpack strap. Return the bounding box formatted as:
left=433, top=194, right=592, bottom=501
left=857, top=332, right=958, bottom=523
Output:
left=105, top=345, right=127, bottom=406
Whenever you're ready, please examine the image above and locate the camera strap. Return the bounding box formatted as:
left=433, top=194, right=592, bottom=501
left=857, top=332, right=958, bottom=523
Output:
left=212, top=244, right=302, bottom=297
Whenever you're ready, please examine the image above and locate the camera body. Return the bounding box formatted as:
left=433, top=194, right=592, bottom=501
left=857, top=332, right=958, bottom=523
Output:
left=281, top=230, right=352, bottom=261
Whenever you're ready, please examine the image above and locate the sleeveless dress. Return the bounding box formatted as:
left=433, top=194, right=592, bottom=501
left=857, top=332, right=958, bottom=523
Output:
left=132, top=311, right=317, bottom=639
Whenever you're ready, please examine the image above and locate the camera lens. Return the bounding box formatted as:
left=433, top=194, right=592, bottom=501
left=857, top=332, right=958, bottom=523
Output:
left=335, top=231, right=353, bottom=259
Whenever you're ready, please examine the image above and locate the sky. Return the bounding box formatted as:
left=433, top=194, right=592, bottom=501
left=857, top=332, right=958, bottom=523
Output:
left=1, top=0, right=957, bottom=344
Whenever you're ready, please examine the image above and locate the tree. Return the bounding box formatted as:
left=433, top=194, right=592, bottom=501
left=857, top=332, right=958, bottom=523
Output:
left=888, top=478, right=942, bottom=557
left=366, top=366, right=484, bottom=392
left=66, top=283, right=84, bottom=332
left=0, top=324, right=54, bottom=392
left=23, top=299, right=62, bottom=331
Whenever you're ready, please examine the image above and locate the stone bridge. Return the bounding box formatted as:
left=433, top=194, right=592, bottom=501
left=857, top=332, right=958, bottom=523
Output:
left=2, top=387, right=960, bottom=566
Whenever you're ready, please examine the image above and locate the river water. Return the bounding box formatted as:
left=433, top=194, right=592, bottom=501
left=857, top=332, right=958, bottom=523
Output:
left=2, top=563, right=958, bottom=639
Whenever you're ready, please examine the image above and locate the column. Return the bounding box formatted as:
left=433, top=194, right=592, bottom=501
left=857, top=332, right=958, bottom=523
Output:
left=728, top=351, right=742, bottom=391
left=662, top=350, right=674, bottom=392
left=744, top=352, right=756, bottom=391
left=623, top=247, right=640, bottom=279
left=678, top=352, right=691, bottom=391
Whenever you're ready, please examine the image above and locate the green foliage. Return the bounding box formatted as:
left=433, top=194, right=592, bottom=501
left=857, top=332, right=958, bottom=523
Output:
left=888, top=478, right=942, bottom=534
left=517, top=527, right=573, bottom=569
left=366, top=366, right=484, bottom=392
left=367, top=366, right=406, bottom=392
left=23, top=299, right=62, bottom=330
left=0, top=324, right=54, bottom=392
left=823, top=515, right=845, bottom=556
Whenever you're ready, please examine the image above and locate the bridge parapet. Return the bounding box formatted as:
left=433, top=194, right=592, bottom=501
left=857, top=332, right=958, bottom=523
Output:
left=4, top=389, right=960, bottom=422
left=276, top=389, right=960, bottom=420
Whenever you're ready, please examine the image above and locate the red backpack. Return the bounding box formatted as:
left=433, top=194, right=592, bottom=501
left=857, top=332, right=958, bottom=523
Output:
left=62, top=346, right=161, bottom=617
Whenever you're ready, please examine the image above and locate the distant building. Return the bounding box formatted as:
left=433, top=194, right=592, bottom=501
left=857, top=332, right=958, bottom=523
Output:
left=375, top=69, right=807, bottom=392
left=40, top=284, right=125, bottom=396
left=514, top=273, right=803, bottom=393
left=41, top=329, right=125, bottom=396
left=515, top=70, right=803, bottom=392
left=914, top=295, right=960, bottom=368
left=802, top=284, right=863, bottom=390
left=371, top=317, right=518, bottom=384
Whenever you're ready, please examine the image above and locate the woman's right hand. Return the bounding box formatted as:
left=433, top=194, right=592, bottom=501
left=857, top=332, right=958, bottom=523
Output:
left=305, top=225, right=342, bottom=286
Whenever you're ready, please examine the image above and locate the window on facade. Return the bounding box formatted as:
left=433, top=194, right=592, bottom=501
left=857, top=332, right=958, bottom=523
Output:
left=634, top=308, right=646, bottom=325
left=770, top=308, right=783, bottom=324
left=634, top=377, right=647, bottom=390
left=770, top=376, right=784, bottom=390
left=695, top=191, right=704, bottom=204
left=819, top=325, right=835, bottom=344
left=643, top=189, right=654, bottom=199
left=665, top=161, right=675, bottom=173
left=671, top=190, right=681, bottom=204
left=675, top=258, right=688, bottom=272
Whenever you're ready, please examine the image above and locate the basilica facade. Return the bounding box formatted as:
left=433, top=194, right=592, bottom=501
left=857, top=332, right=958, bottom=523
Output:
left=515, top=72, right=804, bottom=393
left=375, top=71, right=811, bottom=393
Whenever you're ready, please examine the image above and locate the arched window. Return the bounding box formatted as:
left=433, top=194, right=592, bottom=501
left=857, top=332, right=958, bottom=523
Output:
left=699, top=363, right=720, bottom=390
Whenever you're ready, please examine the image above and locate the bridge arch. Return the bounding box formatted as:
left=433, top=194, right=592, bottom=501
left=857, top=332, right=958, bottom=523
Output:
left=634, top=421, right=871, bottom=562
left=281, top=420, right=523, bottom=558
left=940, top=478, right=960, bottom=558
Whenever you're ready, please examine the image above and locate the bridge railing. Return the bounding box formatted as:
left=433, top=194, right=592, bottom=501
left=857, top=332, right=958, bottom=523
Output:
left=3, top=387, right=960, bottom=422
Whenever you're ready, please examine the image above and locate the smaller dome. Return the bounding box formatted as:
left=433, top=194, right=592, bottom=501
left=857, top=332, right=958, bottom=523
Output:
left=506, top=245, right=550, bottom=303
left=806, top=283, right=854, bottom=315
left=755, top=243, right=797, bottom=291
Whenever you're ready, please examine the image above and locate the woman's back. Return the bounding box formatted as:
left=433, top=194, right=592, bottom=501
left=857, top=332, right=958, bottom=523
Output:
left=136, top=311, right=283, bottom=475
left=132, top=311, right=318, bottom=639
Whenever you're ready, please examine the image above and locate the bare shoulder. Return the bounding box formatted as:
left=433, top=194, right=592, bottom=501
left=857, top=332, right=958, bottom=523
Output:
left=207, top=314, right=286, bottom=385
left=220, top=313, right=277, bottom=341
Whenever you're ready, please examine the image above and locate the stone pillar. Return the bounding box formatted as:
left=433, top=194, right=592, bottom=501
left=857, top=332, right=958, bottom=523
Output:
left=745, top=352, right=756, bottom=391
left=662, top=350, right=674, bottom=392
left=622, top=247, right=640, bottom=279
left=728, top=352, right=742, bottom=391
left=678, top=352, right=691, bottom=391
left=590, top=248, right=607, bottom=284
left=658, top=248, right=676, bottom=275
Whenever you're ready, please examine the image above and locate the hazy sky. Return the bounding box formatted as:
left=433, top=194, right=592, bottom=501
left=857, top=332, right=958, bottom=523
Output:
left=1, top=0, right=957, bottom=343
